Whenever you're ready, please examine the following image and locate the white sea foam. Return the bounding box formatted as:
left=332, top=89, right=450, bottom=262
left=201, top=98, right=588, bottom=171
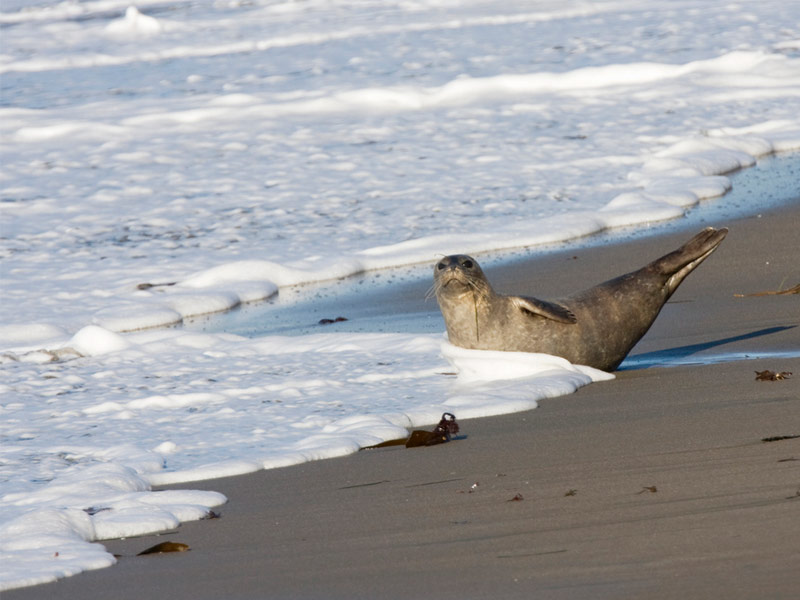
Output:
left=104, top=6, right=164, bottom=37
left=0, top=328, right=611, bottom=590
left=1, top=0, right=799, bottom=590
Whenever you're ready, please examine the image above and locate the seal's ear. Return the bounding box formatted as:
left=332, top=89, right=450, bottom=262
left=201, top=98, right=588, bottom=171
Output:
left=512, top=296, right=577, bottom=324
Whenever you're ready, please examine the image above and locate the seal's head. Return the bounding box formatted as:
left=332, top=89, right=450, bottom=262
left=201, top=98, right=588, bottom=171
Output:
left=432, top=254, right=493, bottom=300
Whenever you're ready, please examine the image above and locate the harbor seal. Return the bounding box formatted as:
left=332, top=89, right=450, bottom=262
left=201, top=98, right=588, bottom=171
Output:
left=433, top=227, right=728, bottom=371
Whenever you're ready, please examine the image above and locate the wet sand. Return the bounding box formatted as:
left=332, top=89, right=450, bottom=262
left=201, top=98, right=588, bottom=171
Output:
left=8, top=201, right=799, bottom=600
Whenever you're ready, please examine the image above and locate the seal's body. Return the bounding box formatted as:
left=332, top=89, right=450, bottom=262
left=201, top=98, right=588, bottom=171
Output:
left=433, top=227, right=727, bottom=371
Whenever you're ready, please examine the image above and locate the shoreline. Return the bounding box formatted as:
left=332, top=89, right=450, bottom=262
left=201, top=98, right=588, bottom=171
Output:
left=8, top=199, right=799, bottom=599
left=189, top=151, right=800, bottom=340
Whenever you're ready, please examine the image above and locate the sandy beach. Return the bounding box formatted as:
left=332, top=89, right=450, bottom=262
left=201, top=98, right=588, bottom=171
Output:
left=8, top=200, right=799, bottom=600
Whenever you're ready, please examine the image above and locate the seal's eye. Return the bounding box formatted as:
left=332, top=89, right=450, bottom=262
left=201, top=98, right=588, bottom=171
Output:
left=437, top=262, right=446, bottom=270
left=462, top=259, right=474, bottom=269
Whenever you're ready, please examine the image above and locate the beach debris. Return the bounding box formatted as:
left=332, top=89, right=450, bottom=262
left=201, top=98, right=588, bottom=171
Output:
left=338, top=479, right=390, bottom=489
left=404, top=430, right=434, bottom=447
left=761, top=434, right=800, bottom=443
left=202, top=510, right=221, bottom=519
left=755, top=370, right=792, bottom=381
left=405, top=412, right=460, bottom=448
left=507, top=493, right=524, bottom=502
left=137, top=541, right=190, bottom=555
left=363, top=438, right=407, bottom=449
left=136, top=281, right=177, bottom=291
left=406, top=477, right=464, bottom=488
left=363, top=412, right=462, bottom=449
left=318, top=316, right=348, bottom=325
left=564, top=489, right=578, bottom=497
left=734, top=283, right=800, bottom=297
left=83, top=506, right=112, bottom=516
left=456, top=481, right=480, bottom=494
left=636, top=486, right=658, bottom=494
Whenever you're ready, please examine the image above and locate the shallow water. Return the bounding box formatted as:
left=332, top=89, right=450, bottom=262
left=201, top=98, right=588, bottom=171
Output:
left=620, top=325, right=800, bottom=370
left=186, top=151, right=800, bottom=340
left=620, top=349, right=800, bottom=369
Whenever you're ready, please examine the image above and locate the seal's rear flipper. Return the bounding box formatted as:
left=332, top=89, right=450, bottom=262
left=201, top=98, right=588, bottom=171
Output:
left=651, top=227, right=728, bottom=295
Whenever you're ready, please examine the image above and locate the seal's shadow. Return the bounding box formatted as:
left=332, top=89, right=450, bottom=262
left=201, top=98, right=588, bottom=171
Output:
left=619, top=326, right=797, bottom=370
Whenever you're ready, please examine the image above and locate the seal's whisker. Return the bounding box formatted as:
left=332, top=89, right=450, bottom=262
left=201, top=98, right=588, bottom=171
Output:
left=424, top=282, right=440, bottom=300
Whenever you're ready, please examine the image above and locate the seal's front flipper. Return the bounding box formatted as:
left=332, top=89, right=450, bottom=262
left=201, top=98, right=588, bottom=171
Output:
left=512, top=296, right=577, bottom=324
